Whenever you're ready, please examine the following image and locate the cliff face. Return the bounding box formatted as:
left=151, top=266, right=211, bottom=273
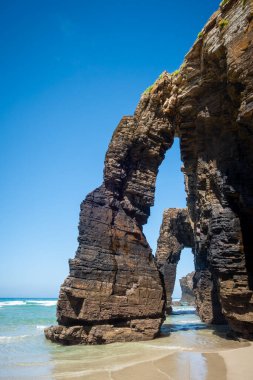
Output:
left=180, top=272, right=195, bottom=306
left=45, top=0, right=253, bottom=344
left=174, top=0, right=253, bottom=330
left=155, top=208, right=194, bottom=313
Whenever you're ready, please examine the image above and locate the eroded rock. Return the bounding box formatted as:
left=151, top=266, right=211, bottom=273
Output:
left=45, top=88, right=174, bottom=344
left=46, top=0, right=253, bottom=343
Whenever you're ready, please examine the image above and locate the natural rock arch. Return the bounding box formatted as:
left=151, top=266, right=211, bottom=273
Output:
left=45, top=0, right=253, bottom=344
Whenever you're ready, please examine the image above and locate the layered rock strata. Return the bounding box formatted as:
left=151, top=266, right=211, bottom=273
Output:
left=45, top=91, right=174, bottom=344
left=46, top=0, right=253, bottom=343
left=45, top=185, right=166, bottom=344
left=156, top=0, right=253, bottom=331
left=177, top=0, right=253, bottom=329
left=180, top=272, right=195, bottom=306
left=155, top=208, right=194, bottom=313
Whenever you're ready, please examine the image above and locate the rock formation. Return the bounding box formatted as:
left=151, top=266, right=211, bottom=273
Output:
left=45, top=110, right=172, bottom=344
left=46, top=0, right=253, bottom=344
left=155, top=208, right=194, bottom=313
left=180, top=272, right=195, bottom=306
left=177, top=0, right=253, bottom=330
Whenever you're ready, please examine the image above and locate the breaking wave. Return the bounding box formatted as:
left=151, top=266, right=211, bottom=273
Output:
left=0, top=335, right=29, bottom=343
left=26, top=300, right=57, bottom=307
left=172, top=306, right=196, bottom=315
left=0, top=301, right=26, bottom=307
left=0, top=300, right=57, bottom=307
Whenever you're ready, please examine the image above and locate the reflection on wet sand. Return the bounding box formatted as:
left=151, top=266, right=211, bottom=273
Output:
left=110, top=352, right=226, bottom=380
left=50, top=348, right=229, bottom=380
left=49, top=308, right=249, bottom=380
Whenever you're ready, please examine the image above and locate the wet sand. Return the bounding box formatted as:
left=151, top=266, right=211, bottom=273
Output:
left=111, top=351, right=227, bottom=380
left=52, top=345, right=253, bottom=380
left=110, top=345, right=253, bottom=380
left=50, top=328, right=252, bottom=380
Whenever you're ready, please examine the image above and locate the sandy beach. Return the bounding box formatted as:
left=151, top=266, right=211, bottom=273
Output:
left=49, top=323, right=252, bottom=380
left=110, top=345, right=253, bottom=380
left=51, top=343, right=253, bottom=380
left=220, top=344, right=253, bottom=380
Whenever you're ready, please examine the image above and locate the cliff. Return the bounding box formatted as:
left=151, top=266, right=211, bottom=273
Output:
left=45, top=0, right=253, bottom=344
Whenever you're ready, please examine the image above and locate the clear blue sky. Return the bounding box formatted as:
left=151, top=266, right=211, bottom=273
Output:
left=0, top=0, right=220, bottom=298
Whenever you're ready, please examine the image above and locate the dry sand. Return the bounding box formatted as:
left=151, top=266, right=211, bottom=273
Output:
left=220, top=343, right=253, bottom=380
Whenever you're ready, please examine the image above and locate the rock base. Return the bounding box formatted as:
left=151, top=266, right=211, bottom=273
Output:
left=45, top=318, right=162, bottom=345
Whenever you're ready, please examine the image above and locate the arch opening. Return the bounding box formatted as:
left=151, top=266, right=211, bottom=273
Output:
left=142, top=136, right=196, bottom=313
left=172, top=248, right=194, bottom=302
left=143, top=137, right=187, bottom=254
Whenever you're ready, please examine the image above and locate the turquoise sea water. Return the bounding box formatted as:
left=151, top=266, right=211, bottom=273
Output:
left=0, top=298, right=248, bottom=379
left=0, top=298, right=57, bottom=379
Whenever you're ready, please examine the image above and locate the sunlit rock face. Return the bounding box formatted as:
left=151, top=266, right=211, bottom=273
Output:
left=180, top=272, right=195, bottom=306
left=45, top=0, right=253, bottom=344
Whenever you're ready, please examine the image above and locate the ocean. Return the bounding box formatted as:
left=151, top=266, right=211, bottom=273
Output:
left=0, top=298, right=249, bottom=379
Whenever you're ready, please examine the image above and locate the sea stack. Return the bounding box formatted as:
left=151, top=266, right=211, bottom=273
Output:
left=180, top=272, right=195, bottom=306
left=46, top=0, right=253, bottom=344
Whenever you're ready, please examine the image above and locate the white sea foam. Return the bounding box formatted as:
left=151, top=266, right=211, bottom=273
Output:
left=36, top=325, right=49, bottom=330
left=0, top=301, right=26, bottom=307
left=26, top=300, right=57, bottom=307
left=172, top=306, right=196, bottom=313
left=0, top=300, right=57, bottom=307
left=147, top=344, right=192, bottom=351
left=0, top=335, right=29, bottom=343
left=175, top=320, right=202, bottom=324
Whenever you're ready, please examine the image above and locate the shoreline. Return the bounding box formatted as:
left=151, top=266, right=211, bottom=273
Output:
left=1, top=300, right=253, bottom=380
left=50, top=338, right=252, bottom=380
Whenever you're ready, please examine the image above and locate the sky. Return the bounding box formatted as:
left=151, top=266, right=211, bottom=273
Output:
left=0, top=0, right=220, bottom=298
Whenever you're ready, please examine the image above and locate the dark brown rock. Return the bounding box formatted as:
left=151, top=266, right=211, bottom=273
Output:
left=46, top=0, right=253, bottom=343
left=157, top=0, right=253, bottom=331
left=177, top=0, right=253, bottom=329
left=45, top=92, right=174, bottom=344
left=45, top=183, right=166, bottom=344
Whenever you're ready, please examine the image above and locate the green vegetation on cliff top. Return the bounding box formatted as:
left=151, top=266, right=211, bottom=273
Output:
left=143, top=69, right=181, bottom=95
left=143, top=84, right=154, bottom=95
left=220, top=0, right=229, bottom=7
